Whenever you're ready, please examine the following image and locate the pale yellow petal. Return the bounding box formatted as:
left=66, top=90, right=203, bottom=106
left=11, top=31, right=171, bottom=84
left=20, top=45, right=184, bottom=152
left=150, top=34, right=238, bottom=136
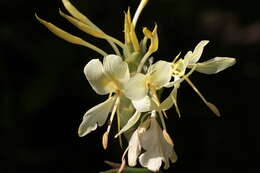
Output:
left=61, top=0, right=95, bottom=27
left=132, top=96, right=157, bottom=112
left=188, top=40, right=209, bottom=64
left=35, top=14, right=107, bottom=56
left=189, top=57, right=236, bottom=74
left=148, top=60, right=172, bottom=89
left=84, top=59, right=115, bottom=95
left=59, top=10, right=105, bottom=38
left=78, top=96, right=115, bottom=137
left=103, top=55, right=130, bottom=89
left=124, top=73, right=147, bottom=100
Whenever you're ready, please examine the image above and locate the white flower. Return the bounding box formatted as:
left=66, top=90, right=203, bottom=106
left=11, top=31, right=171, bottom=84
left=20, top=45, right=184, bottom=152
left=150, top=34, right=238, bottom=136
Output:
left=162, top=40, right=236, bottom=117
left=124, top=60, right=172, bottom=112
left=78, top=55, right=130, bottom=140
left=127, top=115, right=177, bottom=172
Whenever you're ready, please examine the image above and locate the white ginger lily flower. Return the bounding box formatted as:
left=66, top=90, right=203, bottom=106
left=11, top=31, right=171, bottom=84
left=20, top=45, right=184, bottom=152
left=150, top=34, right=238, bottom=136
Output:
left=127, top=112, right=177, bottom=172
left=161, top=40, right=236, bottom=117
left=125, top=60, right=172, bottom=112
left=78, top=54, right=130, bottom=148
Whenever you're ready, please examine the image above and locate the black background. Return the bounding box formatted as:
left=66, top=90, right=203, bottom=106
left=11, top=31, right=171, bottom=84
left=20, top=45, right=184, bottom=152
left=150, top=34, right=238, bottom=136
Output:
left=1, top=0, right=258, bottom=172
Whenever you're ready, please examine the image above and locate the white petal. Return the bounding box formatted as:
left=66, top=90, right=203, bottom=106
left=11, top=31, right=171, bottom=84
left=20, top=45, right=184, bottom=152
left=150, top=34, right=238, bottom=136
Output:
left=115, top=111, right=141, bottom=138
left=128, top=130, right=142, bottom=167
left=139, top=118, right=174, bottom=171
left=103, top=54, right=130, bottom=89
left=78, top=96, right=115, bottom=137
left=84, top=59, right=115, bottom=95
left=132, top=96, right=157, bottom=112
left=148, top=61, right=172, bottom=89
left=124, top=73, right=148, bottom=100
left=139, top=154, right=162, bottom=172
left=189, top=57, right=236, bottom=74
left=188, top=40, right=209, bottom=64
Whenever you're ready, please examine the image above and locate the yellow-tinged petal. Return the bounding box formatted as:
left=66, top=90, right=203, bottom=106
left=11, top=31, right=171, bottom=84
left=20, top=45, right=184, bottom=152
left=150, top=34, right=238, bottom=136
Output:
left=84, top=59, right=115, bottom=95
left=59, top=10, right=105, bottom=38
left=115, top=111, right=141, bottom=138
left=148, top=60, right=172, bottom=89
left=189, top=57, right=236, bottom=74
left=124, top=73, right=147, bottom=100
left=35, top=14, right=107, bottom=56
left=143, top=25, right=158, bottom=53
left=130, top=23, right=141, bottom=52
left=103, top=55, right=130, bottom=89
left=78, top=96, right=115, bottom=137
left=132, top=96, right=158, bottom=112
left=188, top=40, right=209, bottom=64
left=61, top=0, right=121, bottom=56
left=61, top=0, right=96, bottom=27
left=124, top=12, right=131, bottom=44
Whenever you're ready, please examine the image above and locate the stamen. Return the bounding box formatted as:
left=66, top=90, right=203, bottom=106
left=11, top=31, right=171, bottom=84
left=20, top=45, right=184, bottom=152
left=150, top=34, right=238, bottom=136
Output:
left=106, top=96, right=120, bottom=137
left=116, top=105, right=123, bottom=148
left=184, top=77, right=221, bottom=117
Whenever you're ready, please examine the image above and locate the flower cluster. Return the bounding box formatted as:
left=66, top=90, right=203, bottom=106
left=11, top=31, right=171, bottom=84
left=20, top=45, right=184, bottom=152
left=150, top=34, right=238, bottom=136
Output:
left=36, top=0, right=236, bottom=172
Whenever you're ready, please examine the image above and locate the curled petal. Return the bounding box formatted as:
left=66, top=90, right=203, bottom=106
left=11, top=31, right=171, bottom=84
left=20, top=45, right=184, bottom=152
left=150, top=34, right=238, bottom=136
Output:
left=78, top=96, right=115, bottom=137
left=188, top=40, right=209, bottom=64
left=124, top=73, right=147, bottom=100
left=103, top=55, right=130, bottom=89
left=84, top=59, right=115, bottom=95
left=189, top=57, right=236, bottom=74
left=128, top=130, right=142, bottom=167
left=148, top=61, right=172, bottom=89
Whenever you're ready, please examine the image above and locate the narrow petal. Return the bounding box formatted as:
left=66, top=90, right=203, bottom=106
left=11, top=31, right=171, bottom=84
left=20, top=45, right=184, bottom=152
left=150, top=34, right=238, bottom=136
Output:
left=59, top=10, right=105, bottom=39
left=35, top=14, right=107, bottom=56
left=148, top=61, right=172, bottom=89
left=188, top=40, right=209, bottom=64
left=124, top=73, right=147, bottom=100
left=115, top=111, right=141, bottom=138
left=189, top=57, right=236, bottom=74
left=132, top=96, right=157, bottom=112
left=128, top=130, right=142, bottom=167
left=84, top=59, right=115, bottom=95
left=78, top=96, right=115, bottom=137
left=61, top=0, right=96, bottom=27
left=103, top=55, right=130, bottom=89
left=159, top=86, right=181, bottom=117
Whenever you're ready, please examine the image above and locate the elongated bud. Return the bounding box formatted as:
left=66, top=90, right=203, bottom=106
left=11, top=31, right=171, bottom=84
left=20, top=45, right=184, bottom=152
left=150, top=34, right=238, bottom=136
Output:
left=163, top=129, right=174, bottom=146
left=102, top=131, right=109, bottom=149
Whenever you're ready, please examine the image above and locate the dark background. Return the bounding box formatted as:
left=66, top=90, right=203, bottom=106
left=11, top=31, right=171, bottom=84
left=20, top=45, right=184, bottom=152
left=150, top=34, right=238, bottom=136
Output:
left=1, top=0, right=259, bottom=172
